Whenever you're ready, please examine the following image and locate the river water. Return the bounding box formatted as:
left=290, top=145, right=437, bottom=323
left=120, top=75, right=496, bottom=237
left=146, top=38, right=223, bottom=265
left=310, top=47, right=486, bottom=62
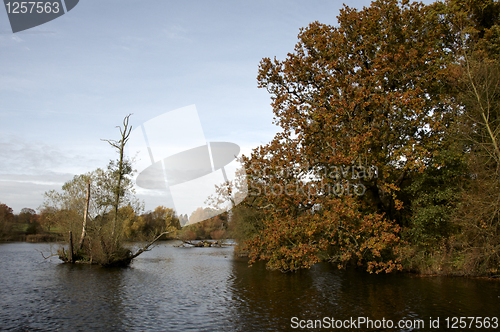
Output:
left=0, top=241, right=499, bottom=331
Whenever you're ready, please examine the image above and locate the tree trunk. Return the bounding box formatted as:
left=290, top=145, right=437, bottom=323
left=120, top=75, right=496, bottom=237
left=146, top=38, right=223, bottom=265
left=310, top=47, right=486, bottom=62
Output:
left=102, top=114, right=132, bottom=241
left=111, top=144, right=124, bottom=240
left=68, top=231, right=74, bottom=263
left=78, top=180, right=91, bottom=250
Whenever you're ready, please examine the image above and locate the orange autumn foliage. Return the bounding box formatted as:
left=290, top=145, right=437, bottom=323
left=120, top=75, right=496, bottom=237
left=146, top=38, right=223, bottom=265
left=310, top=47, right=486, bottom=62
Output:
left=241, top=0, right=457, bottom=273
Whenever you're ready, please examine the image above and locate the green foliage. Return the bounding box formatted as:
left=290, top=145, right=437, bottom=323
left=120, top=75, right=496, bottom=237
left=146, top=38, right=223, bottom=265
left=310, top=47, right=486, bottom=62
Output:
left=400, top=136, right=467, bottom=247
left=228, top=203, right=265, bottom=247
left=25, top=221, right=43, bottom=235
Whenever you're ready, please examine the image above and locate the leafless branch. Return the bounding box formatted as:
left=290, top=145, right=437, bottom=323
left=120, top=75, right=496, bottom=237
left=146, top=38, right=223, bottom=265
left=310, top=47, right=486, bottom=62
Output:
left=35, top=249, right=58, bottom=260
left=131, top=231, right=174, bottom=259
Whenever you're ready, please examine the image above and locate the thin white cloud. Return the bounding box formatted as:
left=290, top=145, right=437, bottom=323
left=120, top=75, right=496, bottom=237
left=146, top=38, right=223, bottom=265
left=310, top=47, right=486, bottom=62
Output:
left=0, top=134, right=72, bottom=174
left=0, top=75, right=37, bottom=92
left=11, top=35, right=23, bottom=43
left=163, top=25, right=190, bottom=41
left=0, top=134, right=105, bottom=178
left=0, top=172, right=74, bottom=213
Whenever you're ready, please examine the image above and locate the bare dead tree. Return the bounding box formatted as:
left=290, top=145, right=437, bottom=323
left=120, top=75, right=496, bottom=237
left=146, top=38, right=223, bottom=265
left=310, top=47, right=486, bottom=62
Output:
left=101, top=114, right=133, bottom=241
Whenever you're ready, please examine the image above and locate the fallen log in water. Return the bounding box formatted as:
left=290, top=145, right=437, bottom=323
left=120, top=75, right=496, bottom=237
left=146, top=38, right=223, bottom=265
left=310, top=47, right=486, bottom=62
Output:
left=129, top=231, right=175, bottom=259
left=174, top=239, right=233, bottom=247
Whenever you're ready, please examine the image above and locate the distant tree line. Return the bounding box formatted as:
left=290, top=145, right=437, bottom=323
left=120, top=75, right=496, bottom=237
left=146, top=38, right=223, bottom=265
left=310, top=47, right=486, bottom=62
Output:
left=0, top=204, right=57, bottom=242
left=178, top=211, right=230, bottom=241
left=0, top=200, right=185, bottom=243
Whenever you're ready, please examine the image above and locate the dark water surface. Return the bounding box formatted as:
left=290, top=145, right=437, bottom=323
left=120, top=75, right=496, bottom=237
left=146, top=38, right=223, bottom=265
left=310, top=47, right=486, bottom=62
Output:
left=1, top=241, right=499, bottom=331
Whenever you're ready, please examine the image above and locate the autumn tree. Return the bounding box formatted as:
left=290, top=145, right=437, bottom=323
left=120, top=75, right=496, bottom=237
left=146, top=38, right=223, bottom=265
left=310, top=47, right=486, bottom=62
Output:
left=18, top=208, right=37, bottom=224
left=188, top=207, right=221, bottom=225
left=39, top=207, right=58, bottom=233
left=0, top=203, right=15, bottom=240
left=122, top=205, right=144, bottom=239
left=243, top=0, right=461, bottom=272
left=123, top=206, right=180, bottom=240
left=152, top=206, right=181, bottom=233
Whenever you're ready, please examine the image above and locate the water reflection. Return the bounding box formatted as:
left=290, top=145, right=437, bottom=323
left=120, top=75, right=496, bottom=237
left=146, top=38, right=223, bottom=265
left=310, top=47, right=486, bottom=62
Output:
left=0, top=242, right=499, bottom=331
left=226, top=256, right=500, bottom=331
left=52, top=264, right=129, bottom=331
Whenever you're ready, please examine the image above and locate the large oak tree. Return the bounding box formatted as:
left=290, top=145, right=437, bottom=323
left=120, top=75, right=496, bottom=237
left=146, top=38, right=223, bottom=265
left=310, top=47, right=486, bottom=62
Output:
left=242, top=0, right=460, bottom=272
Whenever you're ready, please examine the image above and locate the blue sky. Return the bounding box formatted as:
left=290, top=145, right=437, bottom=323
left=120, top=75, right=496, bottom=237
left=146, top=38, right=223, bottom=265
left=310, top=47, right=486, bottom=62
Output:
left=0, top=0, right=379, bottom=213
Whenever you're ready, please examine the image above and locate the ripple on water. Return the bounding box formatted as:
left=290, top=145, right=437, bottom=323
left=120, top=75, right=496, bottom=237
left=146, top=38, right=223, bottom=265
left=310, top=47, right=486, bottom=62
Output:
left=1, top=242, right=499, bottom=331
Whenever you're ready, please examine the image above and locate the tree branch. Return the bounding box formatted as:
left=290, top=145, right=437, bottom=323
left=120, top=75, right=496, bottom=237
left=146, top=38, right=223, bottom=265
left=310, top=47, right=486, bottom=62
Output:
left=131, top=231, right=174, bottom=259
